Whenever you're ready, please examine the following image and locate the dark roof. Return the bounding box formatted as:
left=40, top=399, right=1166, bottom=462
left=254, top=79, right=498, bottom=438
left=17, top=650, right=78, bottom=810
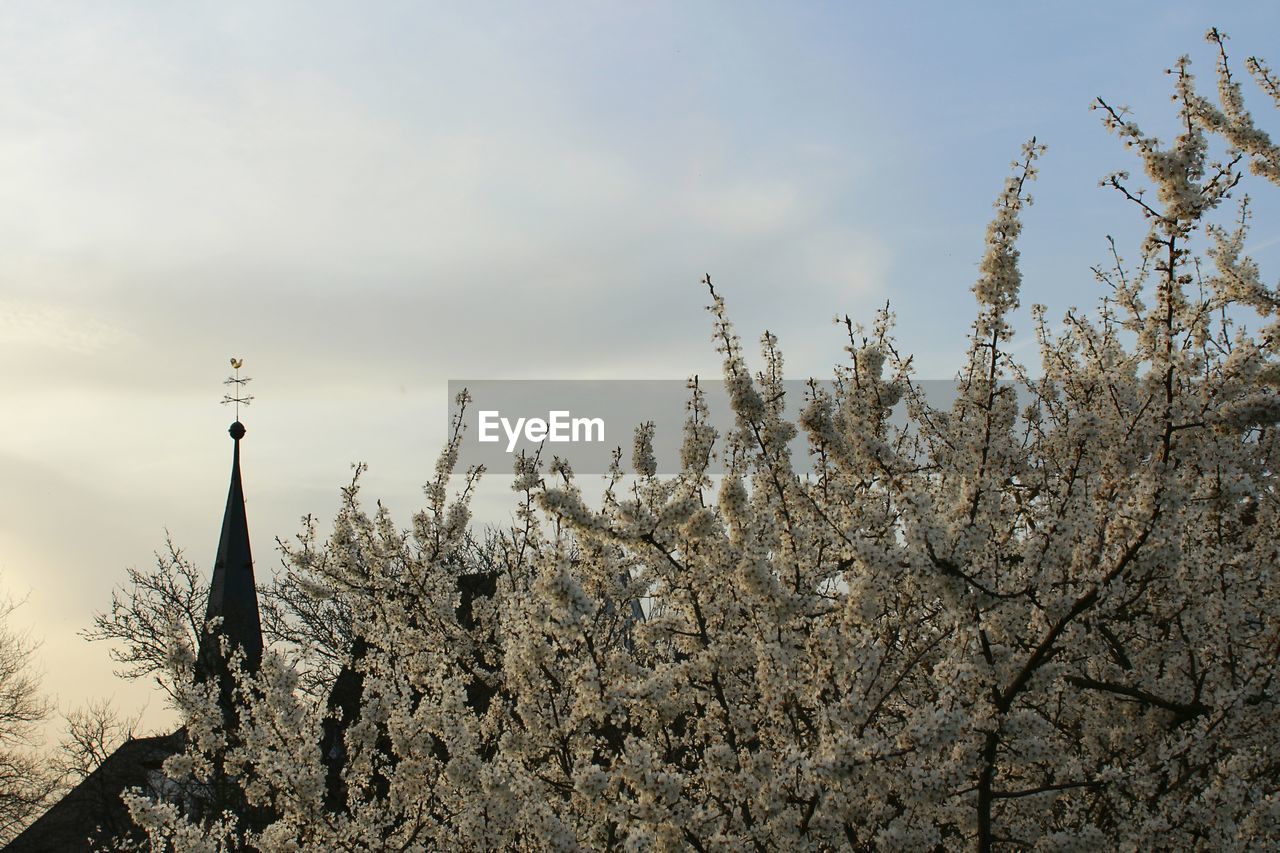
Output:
left=4, top=730, right=186, bottom=852
left=195, top=421, right=264, bottom=719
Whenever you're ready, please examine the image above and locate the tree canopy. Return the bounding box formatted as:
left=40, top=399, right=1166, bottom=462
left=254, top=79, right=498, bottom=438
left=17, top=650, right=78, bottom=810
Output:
left=118, top=30, right=1280, bottom=851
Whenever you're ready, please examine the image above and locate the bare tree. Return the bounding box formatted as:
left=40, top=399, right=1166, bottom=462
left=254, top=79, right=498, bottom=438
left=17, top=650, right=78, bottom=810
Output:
left=55, top=698, right=142, bottom=785
left=82, top=534, right=207, bottom=700
left=88, top=522, right=368, bottom=701
left=0, top=594, right=60, bottom=845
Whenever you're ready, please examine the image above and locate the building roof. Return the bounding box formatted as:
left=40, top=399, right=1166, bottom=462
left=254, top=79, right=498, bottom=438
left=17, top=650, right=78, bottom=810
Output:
left=4, top=731, right=186, bottom=852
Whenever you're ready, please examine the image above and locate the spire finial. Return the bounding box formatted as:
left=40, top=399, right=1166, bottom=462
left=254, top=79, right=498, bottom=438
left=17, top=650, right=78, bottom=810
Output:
left=222, top=357, right=253, bottom=432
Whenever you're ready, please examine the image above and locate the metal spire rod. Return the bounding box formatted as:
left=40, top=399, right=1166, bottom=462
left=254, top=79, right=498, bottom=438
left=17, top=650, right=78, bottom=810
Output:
left=222, top=357, right=254, bottom=421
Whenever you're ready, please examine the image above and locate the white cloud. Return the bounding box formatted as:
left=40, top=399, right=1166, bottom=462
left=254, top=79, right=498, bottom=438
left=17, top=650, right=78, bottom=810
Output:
left=0, top=300, right=130, bottom=354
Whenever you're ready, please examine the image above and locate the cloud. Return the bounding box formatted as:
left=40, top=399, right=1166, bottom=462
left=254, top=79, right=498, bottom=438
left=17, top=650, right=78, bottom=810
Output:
left=0, top=300, right=130, bottom=355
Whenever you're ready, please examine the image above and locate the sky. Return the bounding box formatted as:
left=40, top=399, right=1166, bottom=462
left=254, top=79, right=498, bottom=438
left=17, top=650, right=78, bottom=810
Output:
left=1, top=1, right=1278, bottom=738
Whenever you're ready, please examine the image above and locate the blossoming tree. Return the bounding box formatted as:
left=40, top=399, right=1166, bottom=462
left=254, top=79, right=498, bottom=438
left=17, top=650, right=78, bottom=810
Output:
left=126, top=31, right=1278, bottom=851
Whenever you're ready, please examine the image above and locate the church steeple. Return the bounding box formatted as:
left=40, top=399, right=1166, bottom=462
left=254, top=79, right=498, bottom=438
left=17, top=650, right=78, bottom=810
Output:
left=196, top=361, right=263, bottom=719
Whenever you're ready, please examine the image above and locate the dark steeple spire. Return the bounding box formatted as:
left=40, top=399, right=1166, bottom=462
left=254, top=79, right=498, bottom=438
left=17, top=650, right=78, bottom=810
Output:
left=196, top=361, right=264, bottom=720
left=196, top=420, right=264, bottom=688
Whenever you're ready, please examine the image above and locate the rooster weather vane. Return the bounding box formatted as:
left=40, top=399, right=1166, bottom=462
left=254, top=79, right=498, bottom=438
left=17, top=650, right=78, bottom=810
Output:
left=222, top=357, right=254, bottom=421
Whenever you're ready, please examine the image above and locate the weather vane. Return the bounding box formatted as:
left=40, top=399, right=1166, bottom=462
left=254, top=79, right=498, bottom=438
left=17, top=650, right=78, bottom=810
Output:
left=222, top=357, right=254, bottom=421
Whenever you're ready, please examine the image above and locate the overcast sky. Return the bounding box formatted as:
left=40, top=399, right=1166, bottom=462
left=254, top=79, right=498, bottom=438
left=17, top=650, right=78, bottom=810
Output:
left=2, top=2, right=1277, bottom=736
